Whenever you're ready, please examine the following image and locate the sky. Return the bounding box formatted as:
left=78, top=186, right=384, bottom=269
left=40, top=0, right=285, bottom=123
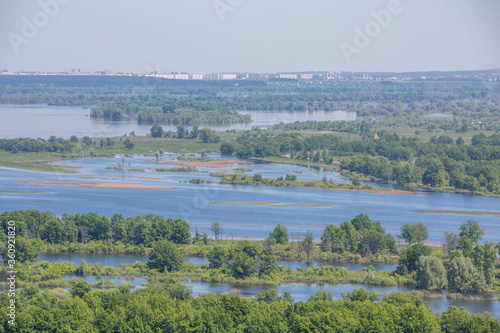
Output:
left=1, top=0, right=499, bottom=74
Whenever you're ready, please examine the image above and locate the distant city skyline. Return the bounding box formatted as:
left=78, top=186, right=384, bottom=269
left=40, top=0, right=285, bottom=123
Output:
left=1, top=0, right=500, bottom=74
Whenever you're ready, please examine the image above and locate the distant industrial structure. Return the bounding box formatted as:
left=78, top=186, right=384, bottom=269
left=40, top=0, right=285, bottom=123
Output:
left=1, top=69, right=497, bottom=82
left=0, top=69, right=343, bottom=81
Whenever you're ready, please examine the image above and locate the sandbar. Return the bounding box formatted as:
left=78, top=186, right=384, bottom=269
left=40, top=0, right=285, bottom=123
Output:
left=414, top=209, right=500, bottom=216
left=154, top=160, right=253, bottom=168
left=23, top=180, right=176, bottom=190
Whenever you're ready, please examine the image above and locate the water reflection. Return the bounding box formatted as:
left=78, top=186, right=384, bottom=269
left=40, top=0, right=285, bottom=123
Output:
left=0, top=104, right=355, bottom=139
left=38, top=253, right=396, bottom=272
left=56, top=274, right=500, bottom=315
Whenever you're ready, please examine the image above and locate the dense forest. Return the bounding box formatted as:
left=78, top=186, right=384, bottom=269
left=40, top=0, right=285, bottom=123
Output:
left=0, top=210, right=499, bottom=331
left=1, top=210, right=498, bottom=293
left=1, top=287, right=499, bottom=332
left=1, top=73, right=500, bottom=330
left=221, top=131, right=500, bottom=194
left=0, top=211, right=190, bottom=247
left=90, top=102, right=251, bottom=126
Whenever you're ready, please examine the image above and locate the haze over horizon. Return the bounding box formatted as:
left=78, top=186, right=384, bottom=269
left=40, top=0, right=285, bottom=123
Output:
left=1, top=0, right=499, bottom=74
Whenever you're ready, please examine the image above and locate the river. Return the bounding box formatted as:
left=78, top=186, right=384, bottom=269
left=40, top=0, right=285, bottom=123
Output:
left=0, top=104, right=356, bottom=139
left=1, top=153, right=499, bottom=243
left=37, top=253, right=397, bottom=272
left=1, top=105, right=500, bottom=316
left=59, top=274, right=499, bottom=315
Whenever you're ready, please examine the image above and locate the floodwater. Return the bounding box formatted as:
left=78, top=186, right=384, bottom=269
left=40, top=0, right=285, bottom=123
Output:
left=0, top=104, right=356, bottom=139
left=38, top=253, right=397, bottom=272
left=59, top=275, right=500, bottom=315
left=1, top=153, right=499, bottom=243
left=1, top=104, right=499, bottom=316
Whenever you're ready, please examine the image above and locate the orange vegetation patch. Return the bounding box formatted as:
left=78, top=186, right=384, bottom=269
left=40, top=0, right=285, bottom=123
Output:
left=22, top=180, right=176, bottom=190
left=155, top=160, right=253, bottom=169
left=319, top=187, right=423, bottom=195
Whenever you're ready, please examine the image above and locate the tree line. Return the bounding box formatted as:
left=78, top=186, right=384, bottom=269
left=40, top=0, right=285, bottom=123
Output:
left=150, top=124, right=220, bottom=143
left=395, top=220, right=497, bottom=294
left=90, top=101, right=251, bottom=126
left=320, top=214, right=398, bottom=257
left=1, top=284, right=499, bottom=332
left=0, top=210, right=190, bottom=248
left=221, top=130, right=500, bottom=194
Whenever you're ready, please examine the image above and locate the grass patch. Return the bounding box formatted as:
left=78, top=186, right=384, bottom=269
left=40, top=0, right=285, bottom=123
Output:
left=414, top=209, right=500, bottom=217
left=211, top=201, right=334, bottom=208
left=233, top=167, right=252, bottom=173
left=213, top=201, right=284, bottom=206
left=0, top=190, right=49, bottom=194
left=0, top=151, right=77, bottom=173
left=156, top=167, right=197, bottom=173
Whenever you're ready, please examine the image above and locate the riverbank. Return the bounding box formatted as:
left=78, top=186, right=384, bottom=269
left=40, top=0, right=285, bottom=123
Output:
left=212, top=173, right=417, bottom=195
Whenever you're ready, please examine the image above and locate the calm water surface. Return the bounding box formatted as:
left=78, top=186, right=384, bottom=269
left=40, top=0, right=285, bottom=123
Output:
left=57, top=275, right=500, bottom=315
left=0, top=104, right=355, bottom=139
left=37, top=253, right=397, bottom=272
left=2, top=104, right=499, bottom=316
left=1, top=153, right=499, bottom=243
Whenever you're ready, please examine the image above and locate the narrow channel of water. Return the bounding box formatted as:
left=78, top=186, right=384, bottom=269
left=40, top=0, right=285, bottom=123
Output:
left=37, top=253, right=396, bottom=272
left=56, top=275, right=500, bottom=315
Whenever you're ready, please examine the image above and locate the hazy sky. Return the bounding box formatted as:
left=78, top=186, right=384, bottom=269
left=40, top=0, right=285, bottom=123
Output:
left=1, top=0, right=499, bottom=74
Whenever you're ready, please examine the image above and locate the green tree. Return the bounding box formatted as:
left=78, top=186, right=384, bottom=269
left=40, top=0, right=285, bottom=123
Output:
left=441, top=306, right=500, bottom=333
left=447, top=255, right=486, bottom=293
left=208, top=246, right=227, bottom=269
left=150, top=124, right=164, bottom=138
left=395, top=243, right=433, bottom=274
left=308, top=289, right=333, bottom=301
left=384, top=234, right=398, bottom=254
left=162, top=104, right=176, bottom=113
left=302, top=231, right=315, bottom=263
left=416, top=255, right=447, bottom=290
left=168, top=283, right=192, bottom=300
left=351, top=214, right=374, bottom=231
left=41, top=218, right=64, bottom=244
left=170, top=219, right=191, bottom=244
left=362, top=229, right=386, bottom=255
left=457, top=235, right=474, bottom=256
left=200, top=128, right=220, bottom=143
left=270, top=224, right=288, bottom=244
left=190, top=125, right=199, bottom=139
left=422, top=158, right=446, bottom=186
left=257, top=254, right=277, bottom=277
left=459, top=220, right=484, bottom=244
left=147, top=240, right=184, bottom=272
left=70, top=279, right=92, bottom=298
left=472, top=242, right=496, bottom=287
left=228, top=251, right=255, bottom=278
left=220, top=142, right=236, bottom=155
left=1, top=236, right=40, bottom=264
left=343, top=288, right=379, bottom=302
left=123, top=139, right=134, bottom=150
left=256, top=289, right=282, bottom=303
left=399, top=222, right=428, bottom=245
left=176, top=125, right=187, bottom=139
